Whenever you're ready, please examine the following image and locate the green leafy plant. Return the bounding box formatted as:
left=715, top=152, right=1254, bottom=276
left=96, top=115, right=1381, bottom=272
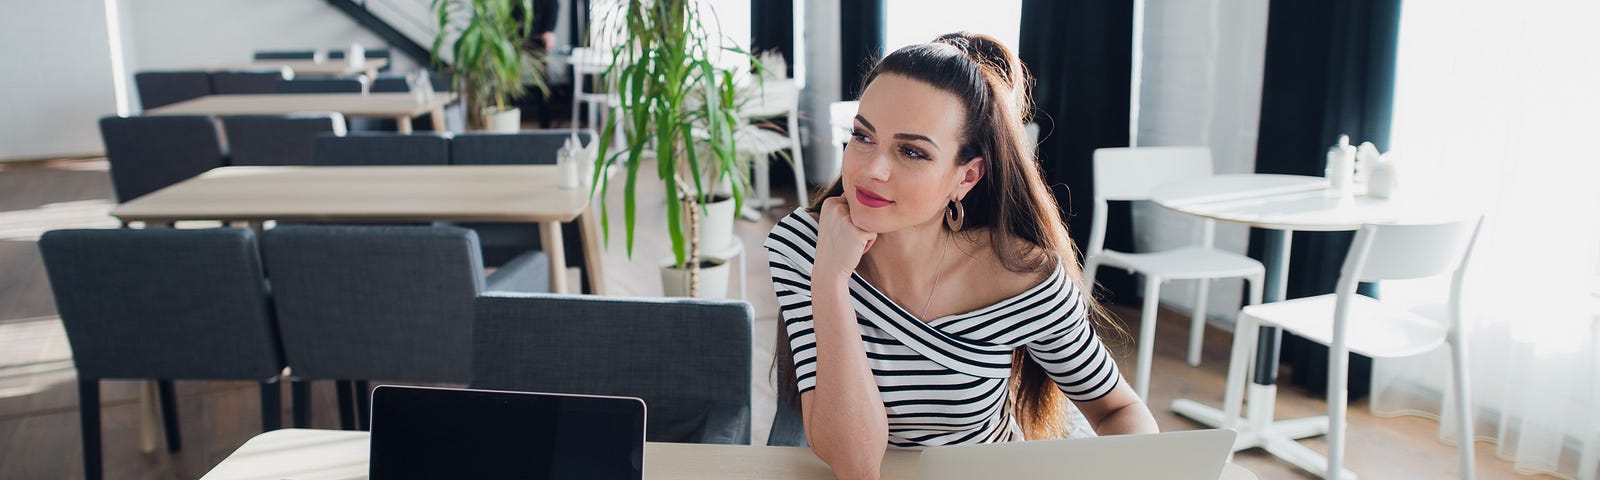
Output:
left=430, top=0, right=549, bottom=130
left=590, top=0, right=755, bottom=296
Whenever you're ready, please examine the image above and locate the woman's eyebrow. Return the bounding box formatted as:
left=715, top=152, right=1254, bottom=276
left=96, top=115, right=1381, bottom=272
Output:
left=856, top=115, right=943, bottom=152
left=894, top=133, right=941, bottom=152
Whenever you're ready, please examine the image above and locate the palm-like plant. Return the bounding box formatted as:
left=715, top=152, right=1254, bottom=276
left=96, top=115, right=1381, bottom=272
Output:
left=431, top=0, right=550, bottom=130
left=591, top=0, right=751, bottom=296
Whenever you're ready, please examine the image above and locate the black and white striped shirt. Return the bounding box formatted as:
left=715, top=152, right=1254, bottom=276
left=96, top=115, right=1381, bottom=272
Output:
left=766, top=209, right=1123, bottom=448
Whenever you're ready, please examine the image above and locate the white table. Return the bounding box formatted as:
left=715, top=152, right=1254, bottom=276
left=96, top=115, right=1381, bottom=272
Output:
left=199, top=428, right=1259, bottom=479
left=1152, top=174, right=1463, bottom=478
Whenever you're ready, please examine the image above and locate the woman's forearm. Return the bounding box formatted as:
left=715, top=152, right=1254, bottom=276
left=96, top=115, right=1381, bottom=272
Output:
left=803, top=276, right=889, bottom=480
left=1087, top=401, right=1160, bottom=436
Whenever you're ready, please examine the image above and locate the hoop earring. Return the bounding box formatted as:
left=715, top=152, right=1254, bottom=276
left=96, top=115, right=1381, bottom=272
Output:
left=945, top=198, right=966, bottom=232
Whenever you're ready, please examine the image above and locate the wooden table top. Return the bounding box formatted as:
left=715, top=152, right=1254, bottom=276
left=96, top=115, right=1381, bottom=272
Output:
left=145, top=92, right=456, bottom=118
left=201, top=58, right=389, bottom=76
left=111, top=165, right=593, bottom=224
left=199, top=429, right=1258, bottom=480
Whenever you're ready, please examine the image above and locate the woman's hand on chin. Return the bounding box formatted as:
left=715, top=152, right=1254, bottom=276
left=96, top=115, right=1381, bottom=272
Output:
left=814, top=196, right=878, bottom=282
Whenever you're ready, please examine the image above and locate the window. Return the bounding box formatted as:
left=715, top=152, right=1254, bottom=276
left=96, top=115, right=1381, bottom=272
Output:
left=884, top=0, right=1023, bottom=54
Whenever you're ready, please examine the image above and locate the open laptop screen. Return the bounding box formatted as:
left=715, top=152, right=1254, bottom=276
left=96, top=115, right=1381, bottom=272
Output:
left=369, top=385, right=646, bottom=480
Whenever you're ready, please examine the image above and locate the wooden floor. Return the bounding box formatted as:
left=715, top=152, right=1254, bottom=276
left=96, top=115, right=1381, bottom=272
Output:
left=0, top=156, right=1544, bottom=479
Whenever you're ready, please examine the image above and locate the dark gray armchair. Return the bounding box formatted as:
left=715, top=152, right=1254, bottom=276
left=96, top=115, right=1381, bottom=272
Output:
left=133, top=71, right=212, bottom=110
left=262, top=225, right=547, bottom=430
left=221, top=113, right=345, bottom=166
left=311, top=132, right=451, bottom=166
left=472, top=293, right=753, bottom=445
left=253, top=50, right=316, bottom=60
left=38, top=228, right=285, bottom=480
left=210, top=69, right=292, bottom=94
left=276, top=78, right=366, bottom=94
left=99, top=115, right=227, bottom=203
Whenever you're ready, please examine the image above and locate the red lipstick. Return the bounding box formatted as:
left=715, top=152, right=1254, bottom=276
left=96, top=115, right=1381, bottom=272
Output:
left=854, top=187, right=892, bottom=208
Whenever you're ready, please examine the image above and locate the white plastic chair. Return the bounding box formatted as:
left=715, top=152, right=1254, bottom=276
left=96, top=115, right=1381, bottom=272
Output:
left=737, top=79, right=807, bottom=210
left=1222, top=217, right=1483, bottom=480
left=1085, top=146, right=1266, bottom=400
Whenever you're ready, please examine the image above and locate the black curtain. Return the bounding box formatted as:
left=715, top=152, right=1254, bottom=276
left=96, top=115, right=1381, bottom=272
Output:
left=751, top=0, right=795, bottom=78
left=1017, top=1, right=1137, bottom=301
left=839, top=0, right=886, bottom=100
left=1250, top=0, right=1401, bottom=398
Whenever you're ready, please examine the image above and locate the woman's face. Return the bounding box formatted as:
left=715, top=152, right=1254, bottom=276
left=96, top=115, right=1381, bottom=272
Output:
left=842, top=73, right=984, bottom=234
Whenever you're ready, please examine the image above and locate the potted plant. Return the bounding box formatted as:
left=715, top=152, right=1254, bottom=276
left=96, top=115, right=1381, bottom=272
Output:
left=590, top=0, right=752, bottom=297
left=430, top=0, right=549, bottom=132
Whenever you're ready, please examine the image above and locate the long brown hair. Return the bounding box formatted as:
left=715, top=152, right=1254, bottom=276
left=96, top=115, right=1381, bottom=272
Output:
left=773, top=32, right=1115, bottom=440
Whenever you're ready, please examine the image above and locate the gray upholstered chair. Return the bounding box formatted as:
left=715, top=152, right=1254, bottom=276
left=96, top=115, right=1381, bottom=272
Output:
left=38, top=228, right=285, bottom=480
left=768, top=322, right=808, bottom=446
left=221, top=113, right=345, bottom=166
left=330, top=47, right=392, bottom=72
left=262, top=225, right=547, bottom=430
left=276, top=78, right=366, bottom=94
left=99, top=115, right=227, bottom=203
left=471, top=293, right=753, bottom=445
left=253, top=50, right=315, bottom=60
left=311, top=132, right=451, bottom=166
left=133, top=71, right=213, bottom=110
left=449, top=130, right=594, bottom=269
left=210, top=69, right=293, bottom=94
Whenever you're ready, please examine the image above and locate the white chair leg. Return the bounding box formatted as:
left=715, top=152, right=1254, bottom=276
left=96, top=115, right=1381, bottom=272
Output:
left=1135, top=276, right=1161, bottom=400
left=753, top=152, right=773, bottom=210
left=1083, top=258, right=1101, bottom=292
left=1327, top=341, right=1351, bottom=479
left=1221, top=314, right=1256, bottom=430
left=1188, top=278, right=1212, bottom=366
left=1448, top=335, right=1476, bottom=479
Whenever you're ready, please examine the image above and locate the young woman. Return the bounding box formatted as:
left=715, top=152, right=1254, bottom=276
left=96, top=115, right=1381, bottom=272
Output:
left=765, top=32, right=1158, bottom=479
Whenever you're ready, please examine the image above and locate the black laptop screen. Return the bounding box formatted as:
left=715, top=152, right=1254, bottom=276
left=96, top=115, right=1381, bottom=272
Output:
left=369, top=386, right=646, bottom=480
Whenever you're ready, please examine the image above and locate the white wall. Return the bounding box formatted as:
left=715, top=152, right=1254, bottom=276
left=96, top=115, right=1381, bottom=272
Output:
left=0, top=1, right=120, bottom=161
left=1132, top=0, right=1269, bottom=325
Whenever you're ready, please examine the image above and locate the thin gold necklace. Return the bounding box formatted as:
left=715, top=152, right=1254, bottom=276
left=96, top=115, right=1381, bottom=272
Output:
left=920, top=231, right=951, bottom=321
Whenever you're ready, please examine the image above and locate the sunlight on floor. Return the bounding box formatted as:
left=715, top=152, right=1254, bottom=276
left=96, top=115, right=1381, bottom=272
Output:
left=0, top=316, right=75, bottom=399
left=0, top=199, right=120, bottom=242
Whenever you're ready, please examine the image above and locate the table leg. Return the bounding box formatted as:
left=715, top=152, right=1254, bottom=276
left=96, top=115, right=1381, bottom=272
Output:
left=396, top=116, right=413, bottom=134
left=139, top=381, right=159, bottom=453
left=430, top=108, right=447, bottom=132
left=542, top=220, right=568, bottom=294
left=578, top=207, right=606, bottom=295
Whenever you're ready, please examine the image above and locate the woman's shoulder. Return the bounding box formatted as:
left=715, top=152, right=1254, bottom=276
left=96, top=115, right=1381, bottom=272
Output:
left=765, top=208, right=820, bottom=266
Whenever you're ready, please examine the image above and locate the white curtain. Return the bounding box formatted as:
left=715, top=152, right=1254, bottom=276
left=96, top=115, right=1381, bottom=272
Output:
left=1372, top=1, right=1600, bottom=479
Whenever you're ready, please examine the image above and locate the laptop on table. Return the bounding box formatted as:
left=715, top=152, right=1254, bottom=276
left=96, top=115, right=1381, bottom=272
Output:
left=368, top=385, right=647, bottom=480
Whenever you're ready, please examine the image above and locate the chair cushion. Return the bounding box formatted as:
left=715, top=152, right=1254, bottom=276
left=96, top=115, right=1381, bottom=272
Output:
left=1240, top=294, right=1449, bottom=358
left=1092, top=246, right=1264, bottom=280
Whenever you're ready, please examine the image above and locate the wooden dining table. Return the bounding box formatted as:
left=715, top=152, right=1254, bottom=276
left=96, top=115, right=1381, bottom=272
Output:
left=199, top=58, right=389, bottom=79
left=145, top=92, right=455, bottom=134
left=110, top=165, right=605, bottom=295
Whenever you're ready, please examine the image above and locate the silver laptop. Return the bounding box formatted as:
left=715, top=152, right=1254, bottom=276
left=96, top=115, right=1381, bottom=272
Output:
left=917, top=429, right=1236, bottom=480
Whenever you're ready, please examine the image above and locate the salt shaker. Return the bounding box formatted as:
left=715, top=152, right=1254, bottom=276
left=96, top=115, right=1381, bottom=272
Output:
left=556, top=136, right=579, bottom=189
left=1325, top=134, right=1357, bottom=194
left=1366, top=151, right=1399, bottom=199
left=1354, top=141, right=1380, bottom=190
left=348, top=43, right=366, bottom=67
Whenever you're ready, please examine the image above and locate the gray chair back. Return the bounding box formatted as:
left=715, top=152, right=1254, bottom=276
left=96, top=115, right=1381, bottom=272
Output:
left=277, top=78, right=366, bottom=94
left=222, top=113, right=345, bottom=166
left=99, top=115, right=226, bottom=202
left=330, top=48, right=392, bottom=72
left=263, top=225, right=486, bottom=382
left=38, top=228, right=284, bottom=381
left=449, top=130, right=593, bottom=165
left=211, top=69, right=292, bottom=94
left=254, top=50, right=315, bottom=60
left=472, top=293, right=753, bottom=445
left=134, top=71, right=213, bottom=110
left=312, top=133, right=451, bottom=166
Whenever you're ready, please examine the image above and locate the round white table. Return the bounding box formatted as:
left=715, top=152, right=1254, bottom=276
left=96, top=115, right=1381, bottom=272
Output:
left=1150, top=173, right=1464, bottom=478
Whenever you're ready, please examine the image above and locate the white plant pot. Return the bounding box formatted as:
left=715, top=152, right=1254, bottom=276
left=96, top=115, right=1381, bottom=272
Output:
left=660, top=258, right=731, bottom=298
left=484, top=107, right=521, bottom=133
left=683, top=195, right=737, bottom=253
